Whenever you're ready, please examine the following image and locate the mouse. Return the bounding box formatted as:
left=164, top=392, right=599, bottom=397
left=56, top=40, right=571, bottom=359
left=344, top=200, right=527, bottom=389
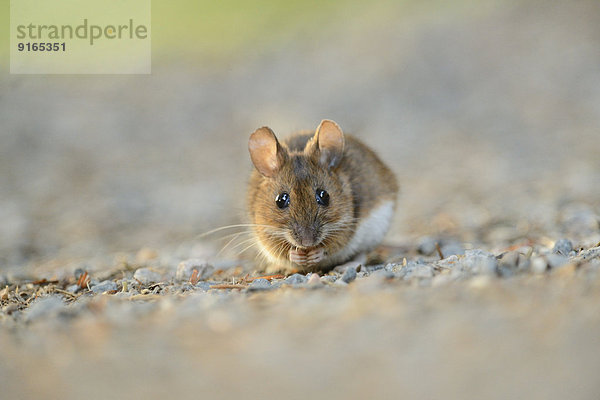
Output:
left=247, top=119, right=398, bottom=273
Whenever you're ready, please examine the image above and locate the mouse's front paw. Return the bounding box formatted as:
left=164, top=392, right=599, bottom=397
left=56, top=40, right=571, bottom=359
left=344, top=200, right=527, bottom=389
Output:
left=305, top=247, right=325, bottom=266
left=289, top=247, right=325, bottom=266
left=289, top=248, right=307, bottom=265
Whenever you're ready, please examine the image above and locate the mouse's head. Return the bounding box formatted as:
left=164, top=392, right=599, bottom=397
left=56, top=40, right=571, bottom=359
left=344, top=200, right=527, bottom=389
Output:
left=248, top=120, right=355, bottom=261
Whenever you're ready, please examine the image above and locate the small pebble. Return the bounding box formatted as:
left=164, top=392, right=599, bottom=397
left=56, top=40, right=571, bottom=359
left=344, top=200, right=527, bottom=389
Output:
left=91, top=280, right=118, bottom=294
left=461, top=249, right=497, bottom=275
left=553, top=239, right=573, bottom=256
left=25, top=296, right=65, bottom=321
left=531, top=257, right=548, bottom=274
left=441, top=243, right=465, bottom=257
left=247, top=278, right=272, bottom=291
left=369, top=269, right=395, bottom=281
left=3, top=303, right=19, bottom=315
left=497, top=251, right=530, bottom=277
left=284, top=274, right=307, bottom=285
left=546, top=254, right=569, bottom=269
left=320, top=275, right=338, bottom=284
left=176, top=259, right=214, bottom=282
left=66, top=284, right=80, bottom=294
left=194, top=282, right=212, bottom=291
left=417, top=237, right=437, bottom=256
left=306, top=273, right=322, bottom=286
left=575, top=246, right=600, bottom=262
left=133, top=268, right=162, bottom=285
left=340, top=265, right=357, bottom=283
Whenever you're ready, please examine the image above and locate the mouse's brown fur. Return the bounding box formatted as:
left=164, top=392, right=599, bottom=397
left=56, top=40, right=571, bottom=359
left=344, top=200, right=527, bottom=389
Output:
left=247, top=120, right=398, bottom=273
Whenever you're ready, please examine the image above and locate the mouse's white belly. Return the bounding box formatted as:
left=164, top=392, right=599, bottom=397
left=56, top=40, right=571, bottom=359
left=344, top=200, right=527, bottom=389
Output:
left=329, top=200, right=395, bottom=264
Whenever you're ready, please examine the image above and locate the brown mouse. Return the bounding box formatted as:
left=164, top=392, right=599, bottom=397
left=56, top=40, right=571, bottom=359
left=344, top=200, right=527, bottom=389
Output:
left=247, top=119, right=398, bottom=273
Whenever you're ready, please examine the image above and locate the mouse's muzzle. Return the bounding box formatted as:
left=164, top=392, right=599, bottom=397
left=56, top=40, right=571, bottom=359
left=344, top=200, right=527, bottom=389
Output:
left=290, top=222, right=320, bottom=248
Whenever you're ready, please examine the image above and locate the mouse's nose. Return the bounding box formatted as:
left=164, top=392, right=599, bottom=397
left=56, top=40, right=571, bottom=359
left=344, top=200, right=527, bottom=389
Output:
left=291, top=223, right=319, bottom=247
left=299, top=236, right=314, bottom=247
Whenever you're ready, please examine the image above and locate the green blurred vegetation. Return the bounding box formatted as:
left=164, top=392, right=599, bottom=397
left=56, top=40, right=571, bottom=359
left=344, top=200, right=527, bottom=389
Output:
left=1, top=0, right=486, bottom=67
left=0, top=0, right=355, bottom=61
left=1, top=0, right=412, bottom=64
left=152, top=0, right=368, bottom=61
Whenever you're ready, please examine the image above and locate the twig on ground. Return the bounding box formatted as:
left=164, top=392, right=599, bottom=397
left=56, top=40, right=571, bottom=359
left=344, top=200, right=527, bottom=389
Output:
left=209, top=284, right=248, bottom=290
left=245, top=274, right=285, bottom=282
left=435, top=242, right=444, bottom=260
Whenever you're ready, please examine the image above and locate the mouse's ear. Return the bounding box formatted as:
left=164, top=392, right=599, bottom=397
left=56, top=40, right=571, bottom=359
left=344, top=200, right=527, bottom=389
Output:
left=248, top=126, right=286, bottom=177
left=313, top=119, right=345, bottom=169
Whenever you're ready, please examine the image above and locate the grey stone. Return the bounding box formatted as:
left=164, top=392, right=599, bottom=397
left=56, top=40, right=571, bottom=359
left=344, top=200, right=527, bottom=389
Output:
left=133, top=268, right=162, bottom=285
left=398, top=259, right=428, bottom=277
left=531, top=257, right=548, bottom=274
left=194, top=281, right=212, bottom=291
left=364, top=264, right=385, bottom=273
left=573, top=246, right=600, bottom=263
left=461, top=249, right=497, bottom=275
left=270, top=280, right=283, bottom=289
left=553, top=239, right=573, bottom=256
left=438, top=255, right=461, bottom=268
left=319, top=275, right=338, bottom=283
left=176, top=259, right=214, bottom=282
left=180, top=283, right=194, bottom=292
left=496, top=251, right=530, bottom=277
left=25, top=296, right=65, bottom=321
left=369, top=269, right=395, bottom=280
left=340, top=265, right=357, bottom=283
left=441, top=243, right=465, bottom=257
left=247, top=278, right=272, bottom=291
left=284, top=273, right=307, bottom=285
left=546, top=254, right=569, bottom=269
left=385, top=263, right=404, bottom=273
left=66, top=284, right=80, bottom=294
left=91, top=280, right=118, bottom=294
left=306, top=273, right=323, bottom=286
left=417, top=236, right=438, bottom=256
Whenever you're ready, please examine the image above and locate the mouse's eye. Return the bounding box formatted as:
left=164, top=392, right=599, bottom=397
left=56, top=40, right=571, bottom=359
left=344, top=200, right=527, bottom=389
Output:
left=315, top=189, right=329, bottom=206
left=275, top=192, right=290, bottom=209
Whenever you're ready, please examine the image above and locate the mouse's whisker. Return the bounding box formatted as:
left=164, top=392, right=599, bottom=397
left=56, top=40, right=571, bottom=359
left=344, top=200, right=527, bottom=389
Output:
left=215, top=235, right=242, bottom=258
left=217, top=231, right=255, bottom=241
left=228, top=237, right=260, bottom=253
left=222, top=237, right=256, bottom=260
left=236, top=241, right=259, bottom=256
left=196, top=223, right=280, bottom=239
left=274, top=242, right=290, bottom=263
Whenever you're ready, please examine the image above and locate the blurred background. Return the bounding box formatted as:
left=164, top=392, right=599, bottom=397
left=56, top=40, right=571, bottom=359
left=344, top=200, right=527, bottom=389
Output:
left=2, top=2, right=600, bottom=400
left=1, top=0, right=599, bottom=270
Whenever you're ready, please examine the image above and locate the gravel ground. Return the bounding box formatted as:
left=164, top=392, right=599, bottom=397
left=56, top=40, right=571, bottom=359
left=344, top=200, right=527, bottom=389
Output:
left=1, top=1, right=600, bottom=399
